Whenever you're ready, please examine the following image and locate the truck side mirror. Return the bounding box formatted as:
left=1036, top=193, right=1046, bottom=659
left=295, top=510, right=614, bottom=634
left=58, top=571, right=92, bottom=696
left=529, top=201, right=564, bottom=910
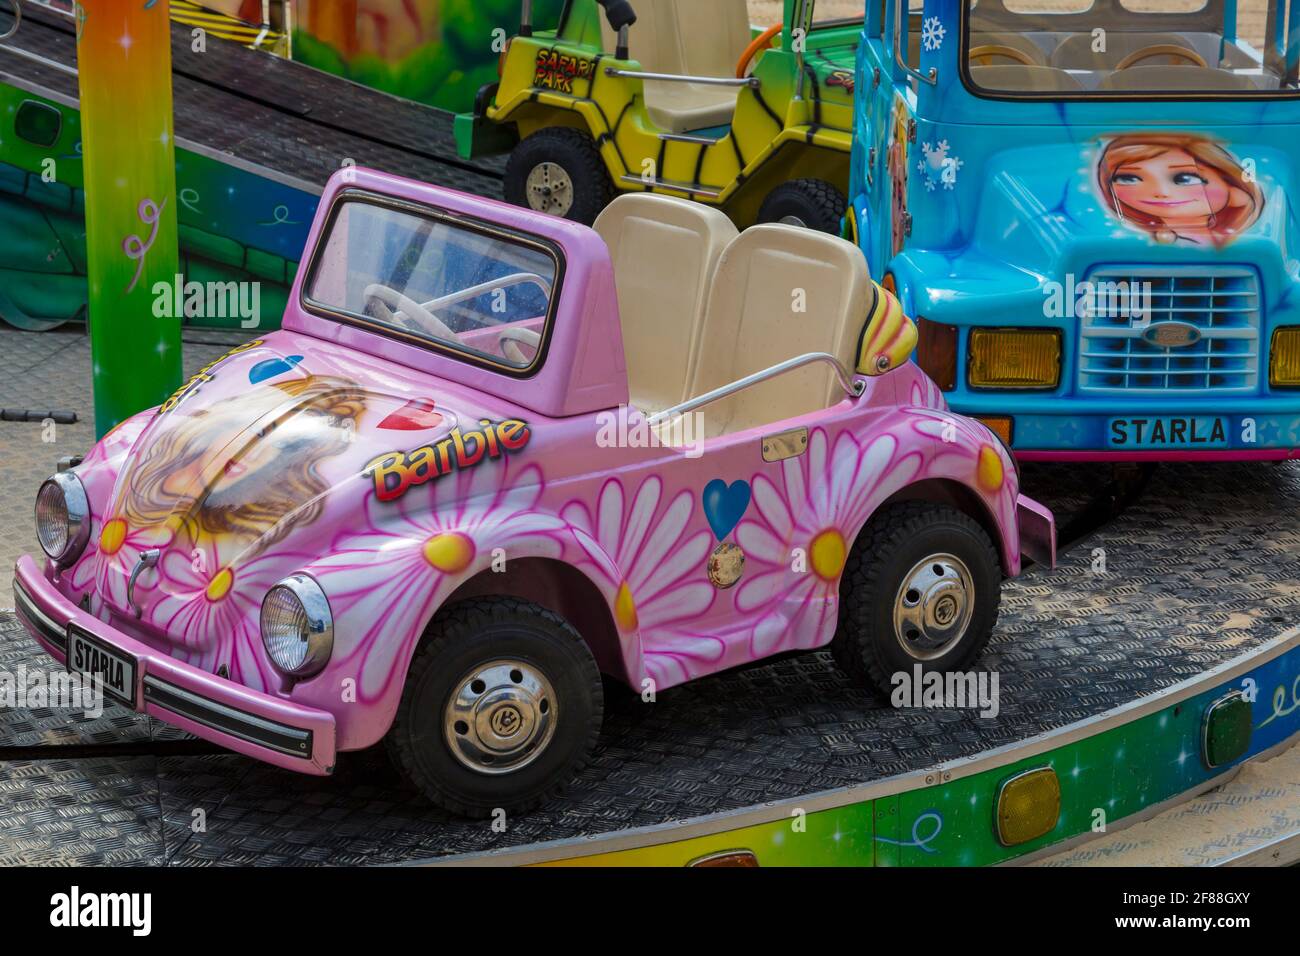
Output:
left=597, top=0, right=637, bottom=58
left=856, top=282, right=918, bottom=376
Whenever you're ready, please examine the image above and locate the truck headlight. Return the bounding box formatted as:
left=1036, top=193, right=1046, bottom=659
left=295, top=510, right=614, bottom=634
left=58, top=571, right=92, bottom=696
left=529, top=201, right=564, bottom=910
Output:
left=968, top=328, right=1062, bottom=390
left=1270, top=328, right=1300, bottom=387
left=35, top=472, right=91, bottom=566
left=261, top=574, right=334, bottom=678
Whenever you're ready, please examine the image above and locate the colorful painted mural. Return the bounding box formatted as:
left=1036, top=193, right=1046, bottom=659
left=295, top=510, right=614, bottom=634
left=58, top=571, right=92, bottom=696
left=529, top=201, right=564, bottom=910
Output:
left=291, top=0, right=566, bottom=114
left=0, top=85, right=315, bottom=333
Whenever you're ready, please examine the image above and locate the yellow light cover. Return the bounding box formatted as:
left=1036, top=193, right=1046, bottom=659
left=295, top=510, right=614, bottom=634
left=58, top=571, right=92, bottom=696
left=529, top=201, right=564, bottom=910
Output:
left=1270, top=328, right=1300, bottom=387
left=995, top=767, right=1061, bottom=847
left=976, top=416, right=1014, bottom=445
left=969, top=329, right=1062, bottom=389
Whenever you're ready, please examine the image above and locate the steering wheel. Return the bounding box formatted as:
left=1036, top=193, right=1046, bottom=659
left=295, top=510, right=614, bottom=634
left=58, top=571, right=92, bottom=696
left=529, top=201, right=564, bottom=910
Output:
left=363, top=284, right=457, bottom=340
left=736, top=22, right=783, bottom=78
left=969, top=44, right=1038, bottom=67
left=1115, top=45, right=1208, bottom=70
left=498, top=326, right=542, bottom=365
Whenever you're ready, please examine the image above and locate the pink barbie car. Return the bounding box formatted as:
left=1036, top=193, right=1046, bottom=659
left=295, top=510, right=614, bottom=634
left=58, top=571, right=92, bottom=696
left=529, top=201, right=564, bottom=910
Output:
left=13, top=168, right=1055, bottom=816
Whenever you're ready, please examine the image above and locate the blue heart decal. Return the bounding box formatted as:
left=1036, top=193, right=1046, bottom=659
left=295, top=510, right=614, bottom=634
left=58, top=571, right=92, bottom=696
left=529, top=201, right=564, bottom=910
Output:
left=702, top=479, right=751, bottom=542
left=248, top=355, right=303, bottom=384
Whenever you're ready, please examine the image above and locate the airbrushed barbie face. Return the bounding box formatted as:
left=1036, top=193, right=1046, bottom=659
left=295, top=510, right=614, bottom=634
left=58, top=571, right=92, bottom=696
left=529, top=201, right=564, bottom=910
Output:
left=1109, top=148, right=1231, bottom=222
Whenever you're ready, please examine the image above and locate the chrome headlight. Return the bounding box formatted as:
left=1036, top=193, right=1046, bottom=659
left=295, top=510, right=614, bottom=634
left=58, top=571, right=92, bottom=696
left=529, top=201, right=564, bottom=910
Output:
left=35, top=472, right=90, bottom=566
left=260, top=574, right=334, bottom=678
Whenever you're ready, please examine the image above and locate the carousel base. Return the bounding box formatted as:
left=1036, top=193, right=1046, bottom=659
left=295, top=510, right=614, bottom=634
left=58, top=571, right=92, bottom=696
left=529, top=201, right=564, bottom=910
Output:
left=1, top=458, right=1299, bottom=866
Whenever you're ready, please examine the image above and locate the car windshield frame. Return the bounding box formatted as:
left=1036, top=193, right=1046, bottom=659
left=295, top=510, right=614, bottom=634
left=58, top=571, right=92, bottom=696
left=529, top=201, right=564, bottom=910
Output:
left=300, top=190, right=565, bottom=377
left=957, top=0, right=1300, bottom=101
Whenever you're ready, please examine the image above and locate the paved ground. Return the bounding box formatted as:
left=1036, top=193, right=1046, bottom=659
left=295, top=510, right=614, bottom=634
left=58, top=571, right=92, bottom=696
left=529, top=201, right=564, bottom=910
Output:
left=0, top=326, right=254, bottom=609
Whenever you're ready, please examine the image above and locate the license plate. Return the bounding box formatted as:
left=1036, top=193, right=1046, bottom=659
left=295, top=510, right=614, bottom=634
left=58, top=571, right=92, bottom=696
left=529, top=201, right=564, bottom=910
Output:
left=1107, top=416, right=1229, bottom=450
left=66, top=625, right=138, bottom=707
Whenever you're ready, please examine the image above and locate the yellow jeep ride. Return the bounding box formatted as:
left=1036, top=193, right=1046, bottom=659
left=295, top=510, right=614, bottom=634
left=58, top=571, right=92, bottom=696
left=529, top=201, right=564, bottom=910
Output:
left=454, top=0, right=861, bottom=232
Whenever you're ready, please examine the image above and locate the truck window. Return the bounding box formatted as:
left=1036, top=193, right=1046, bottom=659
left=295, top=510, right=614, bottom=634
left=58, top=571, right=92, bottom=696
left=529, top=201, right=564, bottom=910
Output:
left=963, top=0, right=1298, bottom=96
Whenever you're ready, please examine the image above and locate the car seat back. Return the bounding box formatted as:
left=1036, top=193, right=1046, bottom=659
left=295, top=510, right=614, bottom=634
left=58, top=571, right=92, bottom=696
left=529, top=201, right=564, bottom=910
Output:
left=689, top=225, right=871, bottom=438
left=594, top=194, right=738, bottom=414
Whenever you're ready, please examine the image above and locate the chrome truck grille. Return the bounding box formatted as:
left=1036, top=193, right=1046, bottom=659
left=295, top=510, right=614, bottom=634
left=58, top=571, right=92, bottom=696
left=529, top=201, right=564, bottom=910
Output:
left=1077, top=266, right=1260, bottom=395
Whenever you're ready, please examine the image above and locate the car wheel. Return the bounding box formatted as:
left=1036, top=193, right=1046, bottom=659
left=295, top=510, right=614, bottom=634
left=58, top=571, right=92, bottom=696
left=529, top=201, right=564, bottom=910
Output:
left=504, top=128, right=614, bottom=225
left=757, top=178, right=847, bottom=234
left=386, top=597, right=603, bottom=818
left=831, top=502, right=1001, bottom=696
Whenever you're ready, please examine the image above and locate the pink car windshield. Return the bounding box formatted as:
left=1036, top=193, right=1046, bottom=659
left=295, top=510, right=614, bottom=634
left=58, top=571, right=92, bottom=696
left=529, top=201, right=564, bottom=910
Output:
left=304, top=196, right=559, bottom=372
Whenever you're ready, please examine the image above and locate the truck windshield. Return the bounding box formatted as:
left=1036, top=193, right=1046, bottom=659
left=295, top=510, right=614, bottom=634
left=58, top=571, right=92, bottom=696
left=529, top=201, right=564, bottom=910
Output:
left=962, top=0, right=1300, bottom=96
left=304, top=198, right=558, bottom=372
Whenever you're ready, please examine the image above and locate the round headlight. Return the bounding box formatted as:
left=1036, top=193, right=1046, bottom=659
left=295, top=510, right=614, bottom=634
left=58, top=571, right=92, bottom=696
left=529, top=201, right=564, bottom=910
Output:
left=35, top=472, right=90, bottom=566
left=260, top=574, right=334, bottom=678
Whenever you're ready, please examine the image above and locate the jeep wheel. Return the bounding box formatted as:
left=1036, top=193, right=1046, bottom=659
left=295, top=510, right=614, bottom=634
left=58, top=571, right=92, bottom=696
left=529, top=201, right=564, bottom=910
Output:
left=386, top=597, right=603, bottom=818
left=830, top=502, right=1001, bottom=696
left=757, top=178, right=847, bottom=234
left=504, top=128, right=614, bottom=225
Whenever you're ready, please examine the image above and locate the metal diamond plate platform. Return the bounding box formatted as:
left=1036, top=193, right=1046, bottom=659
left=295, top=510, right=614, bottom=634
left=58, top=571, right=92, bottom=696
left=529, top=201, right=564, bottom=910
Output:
left=2, top=457, right=1299, bottom=864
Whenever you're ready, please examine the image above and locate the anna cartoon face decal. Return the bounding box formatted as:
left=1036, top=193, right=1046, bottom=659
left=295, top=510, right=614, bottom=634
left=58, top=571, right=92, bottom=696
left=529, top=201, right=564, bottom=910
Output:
left=1097, top=134, right=1264, bottom=248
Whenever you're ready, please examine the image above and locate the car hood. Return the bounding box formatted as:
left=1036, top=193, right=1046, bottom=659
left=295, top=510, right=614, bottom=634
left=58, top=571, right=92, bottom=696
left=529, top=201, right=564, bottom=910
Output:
left=89, top=332, right=538, bottom=652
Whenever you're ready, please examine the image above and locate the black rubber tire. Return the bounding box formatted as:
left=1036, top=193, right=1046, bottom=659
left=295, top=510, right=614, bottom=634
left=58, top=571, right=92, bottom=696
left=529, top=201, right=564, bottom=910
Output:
left=504, top=127, right=614, bottom=225
left=830, top=502, right=1002, bottom=697
left=385, top=597, right=603, bottom=818
left=757, top=178, right=847, bottom=234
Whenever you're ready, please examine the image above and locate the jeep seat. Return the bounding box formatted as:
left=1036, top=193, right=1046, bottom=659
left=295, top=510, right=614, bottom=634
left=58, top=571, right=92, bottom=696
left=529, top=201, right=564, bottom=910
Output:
left=594, top=194, right=738, bottom=415
left=688, top=225, right=871, bottom=438
left=602, top=0, right=753, bottom=133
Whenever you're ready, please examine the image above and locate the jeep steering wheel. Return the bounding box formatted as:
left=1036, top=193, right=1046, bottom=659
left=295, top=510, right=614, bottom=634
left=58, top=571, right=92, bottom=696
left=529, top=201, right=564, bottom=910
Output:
left=968, top=44, right=1037, bottom=67
left=498, top=326, right=542, bottom=365
left=1114, top=44, right=1208, bottom=70
left=737, top=23, right=783, bottom=78
left=363, top=284, right=457, bottom=341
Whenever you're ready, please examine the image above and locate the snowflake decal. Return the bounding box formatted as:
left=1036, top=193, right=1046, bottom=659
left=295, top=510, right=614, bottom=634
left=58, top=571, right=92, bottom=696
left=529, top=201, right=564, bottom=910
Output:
left=921, top=16, right=946, bottom=53
left=916, top=140, right=964, bottom=193
left=922, top=140, right=950, bottom=167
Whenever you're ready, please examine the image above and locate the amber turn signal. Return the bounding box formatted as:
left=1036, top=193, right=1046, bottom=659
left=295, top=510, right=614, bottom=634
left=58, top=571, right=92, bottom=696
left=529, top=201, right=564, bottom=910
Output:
left=688, top=850, right=759, bottom=867
left=975, top=416, right=1014, bottom=446
left=995, top=767, right=1061, bottom=847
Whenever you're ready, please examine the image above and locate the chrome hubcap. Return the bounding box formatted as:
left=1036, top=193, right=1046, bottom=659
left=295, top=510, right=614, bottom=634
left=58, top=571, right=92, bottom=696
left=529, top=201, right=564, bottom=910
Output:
left=443, top=659, right=557, bottom=775
left=892, top=553, right=975, bottom=661
left=525, top=162, right=574, bottom=216
left=779, top=214, right=808, bottom=227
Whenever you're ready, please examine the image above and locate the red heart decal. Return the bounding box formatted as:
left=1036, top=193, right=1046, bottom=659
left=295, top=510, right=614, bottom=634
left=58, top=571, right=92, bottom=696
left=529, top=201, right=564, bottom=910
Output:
left=379, top=399, right=444, bottom=430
